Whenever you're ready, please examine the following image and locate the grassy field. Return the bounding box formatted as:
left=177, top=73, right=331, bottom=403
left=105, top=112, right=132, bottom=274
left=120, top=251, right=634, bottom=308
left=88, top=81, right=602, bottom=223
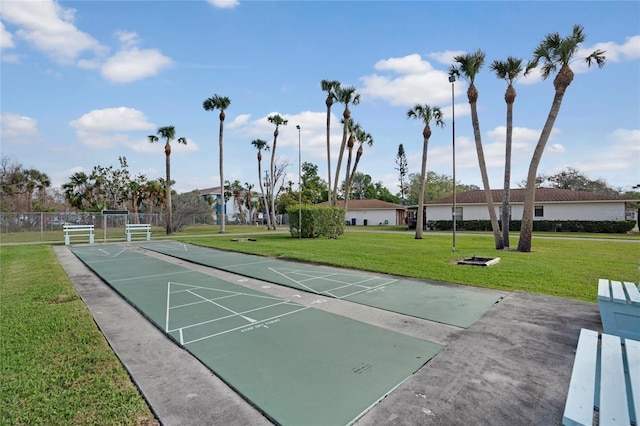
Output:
left=1, top=228, right=638, bottom=424
left=178, top=231, right=640, bottom=303
left=0, top=245, right=157, bottom=426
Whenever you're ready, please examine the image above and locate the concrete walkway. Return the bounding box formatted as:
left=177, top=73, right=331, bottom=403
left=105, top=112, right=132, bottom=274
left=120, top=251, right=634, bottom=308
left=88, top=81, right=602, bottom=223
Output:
left=54, top=244, right=602, bottom=426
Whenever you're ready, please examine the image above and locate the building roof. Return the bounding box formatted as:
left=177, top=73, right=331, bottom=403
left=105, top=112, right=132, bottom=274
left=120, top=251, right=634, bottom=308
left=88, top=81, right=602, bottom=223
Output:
left=427, top=188, right=635, bottom=205
left=319, top=199, right=405, bottom=210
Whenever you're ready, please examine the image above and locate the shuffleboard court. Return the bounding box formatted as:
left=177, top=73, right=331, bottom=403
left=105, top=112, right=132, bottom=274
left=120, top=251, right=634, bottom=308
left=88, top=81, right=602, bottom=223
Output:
left=70, top=244, right=442, bottom=426
left=138, top=241, right=505, bottom=328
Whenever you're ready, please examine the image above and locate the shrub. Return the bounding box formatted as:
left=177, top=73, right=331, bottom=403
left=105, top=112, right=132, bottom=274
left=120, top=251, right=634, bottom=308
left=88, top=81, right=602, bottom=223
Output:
left=287, top=205, right=345, bottom=239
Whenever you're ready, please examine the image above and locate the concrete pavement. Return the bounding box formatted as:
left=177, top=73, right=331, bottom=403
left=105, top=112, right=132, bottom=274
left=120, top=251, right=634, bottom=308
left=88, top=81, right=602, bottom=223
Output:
left=54, top=244, right=601, bottom=425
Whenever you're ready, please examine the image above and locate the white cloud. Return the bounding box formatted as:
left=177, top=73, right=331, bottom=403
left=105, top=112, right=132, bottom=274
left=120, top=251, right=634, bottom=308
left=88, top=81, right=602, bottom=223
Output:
left=1, top=0, right=106, bottom=64
left=69, top=107, right=155, bottom=149
left=114, top=30, right=139, bottom=48
left=207, top=0, right=240, bottom=9
left=226, top=114, right=251, bottom=129
left=360, top=54, right=459, bottom=107
left=427, top=50, right=466, bottom=66
left=580, top=34, right=640, bottom=63
left=1, top=21, right=15, bottom=48
left=0, top=112, right=40, bottom=145
left=101, top=46, right=173, bottom=84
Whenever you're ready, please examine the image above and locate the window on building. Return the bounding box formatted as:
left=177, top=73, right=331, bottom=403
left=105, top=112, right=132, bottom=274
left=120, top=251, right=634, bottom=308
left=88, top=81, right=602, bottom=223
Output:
left=534, top=205, right=544, bottom=217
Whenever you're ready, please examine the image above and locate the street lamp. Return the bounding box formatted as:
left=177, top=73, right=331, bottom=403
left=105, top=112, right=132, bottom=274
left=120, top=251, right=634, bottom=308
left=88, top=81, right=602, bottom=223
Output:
left=296, top=125, right=301, bottom=239
left=449, top=74, right=457, bottom=252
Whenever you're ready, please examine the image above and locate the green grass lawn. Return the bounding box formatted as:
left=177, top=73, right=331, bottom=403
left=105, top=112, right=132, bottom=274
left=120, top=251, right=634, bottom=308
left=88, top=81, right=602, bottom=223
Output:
left=0, top=245, right=157, bottom=426
left=178, top=231, right=640, bottom=303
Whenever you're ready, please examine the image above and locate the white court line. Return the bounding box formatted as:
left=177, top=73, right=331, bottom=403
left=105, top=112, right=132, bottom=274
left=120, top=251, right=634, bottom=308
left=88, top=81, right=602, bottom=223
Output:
left=187, top=290, right=257, bottom=323
left=171, top=293, right=239, bottom=310
left=181, top=306, right=310, bottom=345
left=269, top=267, right=320, bottom=294
left=168, top=282, right=284, bottom=302
left=165, top=283, right=171, bottom=332
left=339, top=279, right=398, bottom=299
left=226, top=259, right=277, bottom=268
left=168, top=300, right=298, bottom=332
left=111, top=270, right=194, bottom=283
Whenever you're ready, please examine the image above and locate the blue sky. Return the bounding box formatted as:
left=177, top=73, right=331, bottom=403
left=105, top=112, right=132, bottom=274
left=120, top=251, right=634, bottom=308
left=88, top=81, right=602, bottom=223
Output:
left=2, top=1, right=639, bottom=197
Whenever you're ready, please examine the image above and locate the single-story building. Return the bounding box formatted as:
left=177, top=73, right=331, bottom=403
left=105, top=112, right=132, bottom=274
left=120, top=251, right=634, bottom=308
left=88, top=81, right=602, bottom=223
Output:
left=320, top=199, right=406, bottom=226
left=420, top=188, right=638, bottom=223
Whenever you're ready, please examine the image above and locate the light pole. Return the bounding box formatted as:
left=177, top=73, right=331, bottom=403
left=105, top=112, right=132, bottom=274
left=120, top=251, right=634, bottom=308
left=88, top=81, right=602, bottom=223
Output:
left=449, top=74, right=457, bottom=252
left=296, top=125, right=301, bottom=239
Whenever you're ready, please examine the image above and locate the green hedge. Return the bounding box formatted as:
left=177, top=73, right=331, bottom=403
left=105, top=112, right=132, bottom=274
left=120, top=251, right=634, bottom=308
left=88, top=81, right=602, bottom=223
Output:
left=287, top=205, right=346, bottom=239
left=429, top=220, right=636, bottom=234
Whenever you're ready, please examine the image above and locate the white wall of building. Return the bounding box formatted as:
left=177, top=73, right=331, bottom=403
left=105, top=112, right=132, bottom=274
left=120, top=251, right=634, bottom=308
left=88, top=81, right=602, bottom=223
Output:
left=345, top=209, right=399, bottom=226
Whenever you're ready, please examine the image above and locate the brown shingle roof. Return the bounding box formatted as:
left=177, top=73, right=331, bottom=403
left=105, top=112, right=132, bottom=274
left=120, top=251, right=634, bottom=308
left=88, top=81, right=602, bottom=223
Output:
left=427, top=188, right=633, bottom=205
left=318, top=199, right=405, bottom=210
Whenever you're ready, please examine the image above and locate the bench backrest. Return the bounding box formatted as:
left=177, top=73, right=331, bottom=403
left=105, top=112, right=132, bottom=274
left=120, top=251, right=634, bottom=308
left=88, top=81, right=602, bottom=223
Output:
left=598, top=279, right=640, bottom=306
left=63, top=224, right=94, bottom=231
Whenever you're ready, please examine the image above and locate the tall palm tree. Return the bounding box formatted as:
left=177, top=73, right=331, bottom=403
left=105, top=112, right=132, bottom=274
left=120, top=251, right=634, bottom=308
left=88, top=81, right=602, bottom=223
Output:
left=203, top=94, right=231, bottom=233
left=321, top=79, right=341, bottom=204
left=490, top=56, right=523, bottom=248
left=344, top=124, right=373, bottom=213
left=518, top=25, right=605, bottom=252
left=267, top=114, right=288, bottom=230
left=251, top=138, right=272, bottom=229
left=148, top=126, right=187, bottom=235
left=407, top=104, right=444, bottom=239
left=333, top=85, right=360, bottom=206
left=450, top=50, right=503, bottom=250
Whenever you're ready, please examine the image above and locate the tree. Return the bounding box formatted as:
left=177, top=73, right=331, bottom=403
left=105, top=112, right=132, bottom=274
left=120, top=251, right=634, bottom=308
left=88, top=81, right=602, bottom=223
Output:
left=536, top=167, right=617, bottom=194
left=333, top=85, right=360, bottom=206
left=407, top=104, right=444, bottom=239
left=228, top=179, right=246, bottom=224
left=490, top=56, right=524, bottom=248
left=321, top=79, right=341, bottom=203
left=267, top=114, right=288, bottom=230
left=203, top=94, right=231, bottom=233
left=451, top=50, right=504, bottom=249
left=251, top=138, right=272, bottom=228
left=344, top=122, right=373, bottom=212
left=395, top=144, right=409, bottom=204
left=518, top=25, right=606, bottom=252
left=148, top=126, right=187, bottom=235
left=301, top=162, right=327, bottom=204
left=171, top=190, right=214, bottom=232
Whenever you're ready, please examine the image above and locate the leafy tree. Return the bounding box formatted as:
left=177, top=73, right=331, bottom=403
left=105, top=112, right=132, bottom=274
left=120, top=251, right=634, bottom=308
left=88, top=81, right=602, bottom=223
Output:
left=407, top=103, right=444, bottom=240
left=535, top=167, right=618, bottom=194
left=301, top=162, right=327, bottom=204
left=267, top=114, right=288, bottom=230
left=148, top=126, right=187, bottom=235
left=203, top=94, right=231, bottom=233
left=170, top=190, right=214, bottom=232
left=451, top=50, right=503, bottom=249
left=333, top=85, right=360, bottom=206
left=490, top=56, right=524, bottom=248
left=518, top=25, right=606, bottom=252
left=321, top=79, right=341, bottom=203
left=395, top=144, right=409, bottom=203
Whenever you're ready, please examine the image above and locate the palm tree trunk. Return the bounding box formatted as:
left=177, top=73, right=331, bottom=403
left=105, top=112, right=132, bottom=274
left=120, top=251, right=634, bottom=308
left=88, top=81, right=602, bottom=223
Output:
left=518, top=86, right=567, bottom=252
left=326, top=105, right=333, bottom=205
left=502, top=100, right=514, bottom=247
left=269, top=138, right=278, bottom=230
left=469, top=102, right=503, bottom=249
left=165, top=150, right=172, bottom=235
left=415, top=130, right=429, bottom=239
left=257, top=161, right=271, bottom=229
left=343, top=137, right=355, bottom=213
left=218, top=120, right=226, bottom=233
left=332, top=115, right=349, bottom=205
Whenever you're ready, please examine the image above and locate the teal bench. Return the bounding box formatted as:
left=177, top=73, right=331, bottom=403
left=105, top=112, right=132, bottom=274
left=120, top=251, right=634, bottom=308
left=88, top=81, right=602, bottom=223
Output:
left=126, top=223, right=151, bottom=242
left=563, top=328, right=639, bottom=426
left=63, top=224, right=95, bottom=245
left=598, top=279, right=640, bottom=341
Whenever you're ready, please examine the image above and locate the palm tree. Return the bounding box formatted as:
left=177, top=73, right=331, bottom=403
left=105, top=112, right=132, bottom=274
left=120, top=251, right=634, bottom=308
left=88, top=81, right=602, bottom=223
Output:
left=251, top=138, right=272, bottom=229
left=517, top=25, right=605, bottom=252
left=332, top=85, right=360, bottom=206
left=490, top=56, right=523, bottom=248
left=267, top=114, right=288, bottom=230
left=407, top=104, right=444, bottom=239
left=450, top=50, right=503, bottom=250
left=203, top=94, right=231, bottom=233
left=321, top=79, right=341, bottom=204
left=148, top=126, right=187, bottom=235
left=344, top=124, right=373, bottom=213
left=23, top=168, right=51, bottom=212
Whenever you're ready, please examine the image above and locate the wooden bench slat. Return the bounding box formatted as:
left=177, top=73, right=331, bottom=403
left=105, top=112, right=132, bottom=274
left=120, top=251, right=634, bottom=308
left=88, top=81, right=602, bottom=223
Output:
left=623, top=281, right=640, bottom=306
left=611, top=281, right=626, bottom=304
left=599, top=333, right=630, bottom=425
left=598, top=278, right=610, bottom=301
left=563, top=329, right=598, bottom=426
left=625, top=338, right=640, bottom=425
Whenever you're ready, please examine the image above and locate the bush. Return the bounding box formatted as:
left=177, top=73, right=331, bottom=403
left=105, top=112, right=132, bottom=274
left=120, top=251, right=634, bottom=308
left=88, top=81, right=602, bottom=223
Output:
left=430, top=219, right=636, bottom=234
left=287, top=205, right=345, bottom=239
